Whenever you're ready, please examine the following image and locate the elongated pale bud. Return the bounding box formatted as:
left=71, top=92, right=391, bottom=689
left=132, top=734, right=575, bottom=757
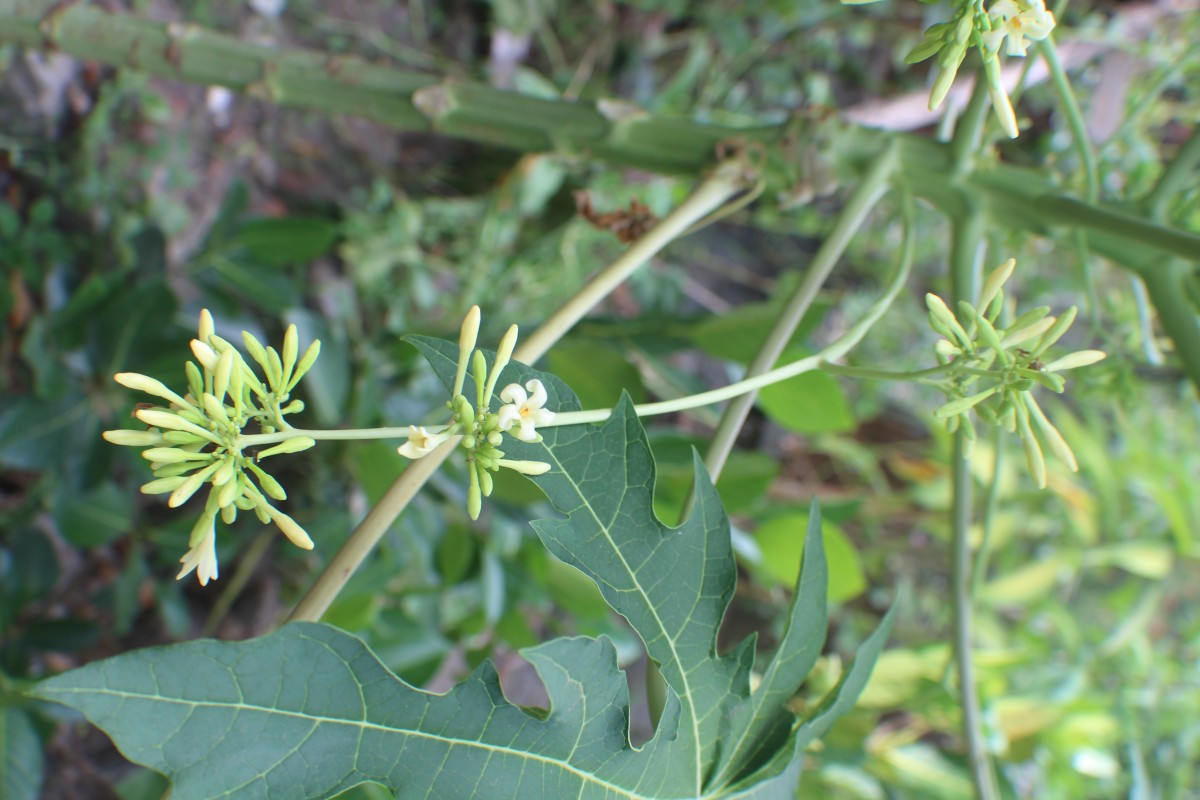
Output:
left=978, top=259, right=1016, bottom=314
left=933, top=387, right=999, bottom=418
left=168, top=462, right=222, bottom=508
left=498, top=459, right=552, bottom=476
left=241, top=330, right=271, bottom=373
left=289, top=340, right=321, bottom=391
left=256, top=436, right=316, bottom=459
left=973, top=312, right=1008, bottom=360
left=114, top=373, right=192, bottom=409
left=1000, top=315, right=1057, bottom=348
left=1044, top=350, right=1106, bottom=372
left=191, top=339, right=219, bottom=372
left=140, top=476, right=187, bottom=494
left=103, top=429, right=165, bottom=447
left=264, top=346, right=284, bottom=391
left=1014, top=399, right=1047, bottom=488
left=202, top=393, right=232, bottom=428
left=483, top=324, right=519, bottom=403
left=472, top=349, right=488, bottom=411
left=214, top=348, right=234, bottom=401
left=926, top=293, right=972, bottom=351
left=281, top=324, right=298, bottom=388
left=142, top=447, right=215, bottom=463
left=453, top=306, right=481, bottom=399
left=1031, top=306, right=1077, bottom=357
left=216, top=474, right=240, bottom=507
left=248, top=462, right=287, bottom=501
left=267, top=505, right=314, bottom=549
left=1025, top=394, right=1078, bottom=472
left=185, top=361, right=205, bottom=403
left=198, top=308, right=215, bottom=342
left=467, top=461, right=483, bottom=520
left=984, top=55, right=1019, bottom=138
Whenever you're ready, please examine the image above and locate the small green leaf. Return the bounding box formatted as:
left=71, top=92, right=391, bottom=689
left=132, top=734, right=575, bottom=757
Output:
left=754, top=512, right=866, bottom=603
left=758, top=356, right=854, bottom=434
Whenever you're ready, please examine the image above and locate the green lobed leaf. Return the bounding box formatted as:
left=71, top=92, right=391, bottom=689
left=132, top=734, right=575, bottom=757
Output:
left=29, top=334, right=893, bottom=800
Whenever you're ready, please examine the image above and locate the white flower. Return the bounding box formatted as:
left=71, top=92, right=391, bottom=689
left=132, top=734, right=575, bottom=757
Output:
left=177, top=521, right=219, bottom=586
left=982, top=0, right=1055, bottom=57
left=498, top=379, right=555, bottom=443
left=397, top=425, right=450, bottom=459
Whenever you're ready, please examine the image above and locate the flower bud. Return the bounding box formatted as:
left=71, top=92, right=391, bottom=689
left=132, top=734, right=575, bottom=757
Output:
left=256, top=436, right=316, bottom=459
left=103, top=429, right=164, bottom=447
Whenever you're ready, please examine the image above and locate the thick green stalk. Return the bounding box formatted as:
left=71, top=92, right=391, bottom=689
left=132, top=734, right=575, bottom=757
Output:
left=0, top=0, right=747, bottom=175
left=702, top=142, right=899, bottom=480
left=948, top=211, right=1001, bottom=800
left=286, top=166, right=748, bottom=622
left=1, top=0, right=1197, bottom=266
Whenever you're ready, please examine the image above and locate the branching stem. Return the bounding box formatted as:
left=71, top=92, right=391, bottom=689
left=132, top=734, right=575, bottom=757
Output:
left=286, top=163, right=751, bottom=623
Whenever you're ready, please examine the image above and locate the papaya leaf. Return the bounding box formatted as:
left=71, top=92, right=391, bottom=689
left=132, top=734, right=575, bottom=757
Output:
left=29, top=335, right=893, bottom=800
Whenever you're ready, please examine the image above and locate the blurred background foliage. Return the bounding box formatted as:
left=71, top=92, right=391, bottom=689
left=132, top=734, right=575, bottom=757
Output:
left=1, top=0, right=1198, bottom=798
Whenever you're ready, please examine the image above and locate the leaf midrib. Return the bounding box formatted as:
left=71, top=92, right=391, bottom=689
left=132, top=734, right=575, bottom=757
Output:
left=541, top=444, right=704, bottom=795
left=38, top=686, right=651, bottom=800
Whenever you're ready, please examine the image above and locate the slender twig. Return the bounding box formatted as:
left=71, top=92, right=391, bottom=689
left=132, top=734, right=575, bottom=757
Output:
left=286, top=164, right=751, bottom=623
left=1040, top=37, right=1101, bottom=321
left=701, top=141, right=900, bottom=481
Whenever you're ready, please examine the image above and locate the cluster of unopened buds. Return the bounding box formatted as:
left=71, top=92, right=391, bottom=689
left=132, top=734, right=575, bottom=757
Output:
left=103, top=311, right=321, bottom=586
left=925, top=258, right=1105, bottom=486
left=904, top=0, right=1056, bottom=137
left=395, top=306, right=554, bottom=520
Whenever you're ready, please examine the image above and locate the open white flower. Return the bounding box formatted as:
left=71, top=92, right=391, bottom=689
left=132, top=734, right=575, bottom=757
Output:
left=177, top=521, right=219, bottom=586
left=397, top=425, right=451, bottom=459
left=498, top=379, right=555, bottom=442
left=982, top=0, right=1055, bottom=57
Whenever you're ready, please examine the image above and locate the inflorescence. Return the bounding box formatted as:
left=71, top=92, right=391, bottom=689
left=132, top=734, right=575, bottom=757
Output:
left=394, top=306, right=554, bottom=520
left=104, top=311, right=321, bottom=586
left=925, top=258, right=1105, bottom=486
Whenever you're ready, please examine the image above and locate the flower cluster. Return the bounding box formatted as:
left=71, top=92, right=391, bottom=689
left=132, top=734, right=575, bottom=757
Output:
left=906, top=0, right=1056, bottom=138
left=396, top=306, right=554, bottom=520
left=926, top=258, right=1105, bottom=486
left=103, top=310, right=321, bottom=585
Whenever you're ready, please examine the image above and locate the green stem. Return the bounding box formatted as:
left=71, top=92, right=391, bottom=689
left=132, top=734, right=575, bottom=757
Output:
left=818, top=363, right=952, bottom=381
left=1039, top=37, right=1101, bottom=321
left=518, top=160, right=751, bottom=362
left=949, top=213, right=1000, bottom=800
left=971, top=428, right=1005, bottom=599
left=702, top=141, right=900, bottom=481
left=951, top=74, right=992, bottom=175
left=2, top=2, right=1196, bottom=267
left=553, top=208, right=915, bottom=427
left=1040, top=38, right=1099, bottom=204
left=952, top=430, right=999, bottom=800
left=1145, top=126, right=1200, bottom=220
left=242, top=426, right=433, bottom=447
left=286, top=165, right=750, bottom=623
